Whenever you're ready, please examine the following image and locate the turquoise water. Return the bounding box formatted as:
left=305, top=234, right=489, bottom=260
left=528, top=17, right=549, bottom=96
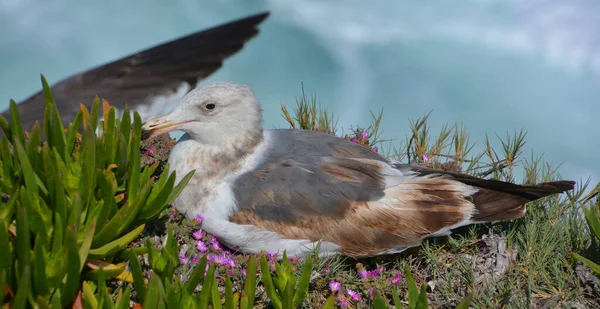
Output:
left=0, top=0, right=598, bottom=184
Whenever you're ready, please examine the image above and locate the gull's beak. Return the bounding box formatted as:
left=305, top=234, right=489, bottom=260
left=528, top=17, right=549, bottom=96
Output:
left=141, top=115, right=190, bottom=140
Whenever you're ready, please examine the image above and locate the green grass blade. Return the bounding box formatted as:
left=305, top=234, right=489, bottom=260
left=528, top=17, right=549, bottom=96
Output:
left=321, top=294, right=336, bottom=309
left=15, top=206, right=31, bottom=281
left=292, top=257, right=313, bottom=307
left=198, top=263, right=216, bottom=309
left=164, top=170, right=195, bottom=205
left=392, top=287, right=401, bottom=308
left=88, top=224, right=145, bottom=258
left=224, top=273, right=234, bottom=309
left=128, top=250, right=147, bottom=304
left=143, top=273, right=163, bottom=309
left=115, top=286, right=131, bottom=309
left=455, top=294, right=473, bottom=309
left=79, top=218, right=97, bottom=271
left=13, top=265, right=30, bottom=309
left=0, top=220, right=12, bottom=291
left=259, top=255, right=282, bottom=309
left=211, top=275, right=223, bottom=309
left=33, top=238, right=49, bottom=296
left=243, top=255, right=257, bottom=309
left=415, top=285, right=429, bottom=309
left=14, top=139, right=37, bottom=196
left=405, top=264, right=419, bottom=308
left=62, top=226, right=82, bottom=307
left=185, top=255, right=208, bottom=295
left=372, top=289, right=388, bottom=308
left=9, top=99, right=26, bottom=147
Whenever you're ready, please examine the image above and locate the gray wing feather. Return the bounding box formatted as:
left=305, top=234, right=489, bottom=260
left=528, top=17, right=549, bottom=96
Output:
left=231, top=129, right=390, bottom=222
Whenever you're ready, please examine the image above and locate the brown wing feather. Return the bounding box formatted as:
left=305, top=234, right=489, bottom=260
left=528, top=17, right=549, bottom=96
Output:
left=394, top=164, right=575, bottom=221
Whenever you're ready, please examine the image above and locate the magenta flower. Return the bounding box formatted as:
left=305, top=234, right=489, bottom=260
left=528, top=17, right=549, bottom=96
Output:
left=179, top=253, right=189, bottom=265
left=195, top=214, right=204, bottom=223
left=373, top=146, right=379, bottom=152
left=241, top=268, right=247, bottom=278
left=422, top=155, right=429, bottom=162
left=208, top=254, right=229, bottom=266
left=266, top=252, right=277, bottom=260
left=192, top=230, right=204, bottom=240
left=389, top=273, right=402, bottom=286
left=171, top=210, right=178, bottom=217
left=190, top=255, right=200, bottom=265
left=329, top=280, right=341, bottom=292
left=147, top=147, right=154, bottom=155
left=346, top=289, right=361, bottom=301
left=376, top=266, right=386, bottom=274
left=361, top=131, right=369, bottom=139
left=196, top=240, right=208, bottom=253
left=359, top=269, right=369, bottom=280
left=350, top=137, right=357, bottom=143
left=211, top=242, right=222, bottom=252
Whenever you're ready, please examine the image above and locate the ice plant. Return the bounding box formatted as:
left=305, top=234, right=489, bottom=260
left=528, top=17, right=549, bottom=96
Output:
left=192, top=229, right=204, bottom=240
left=422, top=154, right=430, bottom=162
left=195, top=214, right=205, bottom=223
left=147, top=147, right=154, bottom=155
left=196, top=240, right=208, bottom=253
left=389, top=273, right=402, bottom=286
left=346, top=289, right=361, bottom=301
left=329, top=280, right=342, bottom=292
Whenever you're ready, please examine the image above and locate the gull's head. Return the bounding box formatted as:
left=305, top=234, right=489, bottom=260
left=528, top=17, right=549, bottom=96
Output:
left=141, top=82, right=263, bottom=145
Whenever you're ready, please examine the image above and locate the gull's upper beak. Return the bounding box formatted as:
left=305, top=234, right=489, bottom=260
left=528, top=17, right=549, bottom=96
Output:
left=141, top=115, right=190, bottom=140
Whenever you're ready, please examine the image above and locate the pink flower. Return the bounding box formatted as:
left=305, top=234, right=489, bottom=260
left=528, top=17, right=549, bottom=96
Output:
left=329, top=280, right=341, bottom=292
left=376, top=266, right=386, bottom=274
left=372, top=146, right=379, bottom=152
left=171, top=210, right=178, bottom=217
left=196, top=240, right=208, bottom=253
left=389, top=273, right=402, bottom=286
left=241, top=268, right=247, bottom=278
left=195, top=215, right=204, bottom=223
left=192, top=230, right=204, bottom=240
left=211, top=242, right=222, bottom=252
left=368, top=270, right=379, bottom=279
left=368, top=288, right=374, bottom=298
left=208, top=254, right=229, bottom=266
left=361, top=131, right=369, bottom=139
left=350, top=137, right=357, bottom=143
left=190, top=255, right=200, bottom=265
left=422, top=155, right=429, bottom=162
left=147, top=147, right=154, bottom=155
left=179, top=253, right=189, bottom=265
left=359, top=269, right=369, bottom=280
left=346, top=289, right=361, bottom=301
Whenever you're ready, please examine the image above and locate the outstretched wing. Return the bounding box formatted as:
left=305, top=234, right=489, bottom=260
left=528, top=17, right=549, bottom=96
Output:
left=4, top=11, right=270, bottom=132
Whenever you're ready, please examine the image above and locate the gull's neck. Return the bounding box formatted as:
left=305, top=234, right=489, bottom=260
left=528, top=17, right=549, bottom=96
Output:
left=171, top=129, right=265, bottom=182
left=168, top=129, right=265, bottom=219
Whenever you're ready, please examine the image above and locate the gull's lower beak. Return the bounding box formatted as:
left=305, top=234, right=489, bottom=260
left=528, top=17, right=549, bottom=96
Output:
left=141, top=115, right=188, bottom=140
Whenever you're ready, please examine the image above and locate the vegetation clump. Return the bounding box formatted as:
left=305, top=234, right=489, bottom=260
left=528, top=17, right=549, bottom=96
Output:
left=0, top=76, right=598, bottom=308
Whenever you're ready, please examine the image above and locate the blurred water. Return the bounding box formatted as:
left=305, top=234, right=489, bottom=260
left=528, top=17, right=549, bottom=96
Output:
left=0, top=0, right=598, bottom=185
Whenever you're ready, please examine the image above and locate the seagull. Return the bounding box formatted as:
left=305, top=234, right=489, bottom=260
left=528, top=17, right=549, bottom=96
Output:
left=141, top=82, right=575, bottom=259
left=1, top=12, right=269, bottom=134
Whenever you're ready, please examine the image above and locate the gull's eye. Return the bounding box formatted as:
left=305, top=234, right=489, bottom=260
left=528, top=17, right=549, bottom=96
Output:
left=204, top=102, right=216, bottom=111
